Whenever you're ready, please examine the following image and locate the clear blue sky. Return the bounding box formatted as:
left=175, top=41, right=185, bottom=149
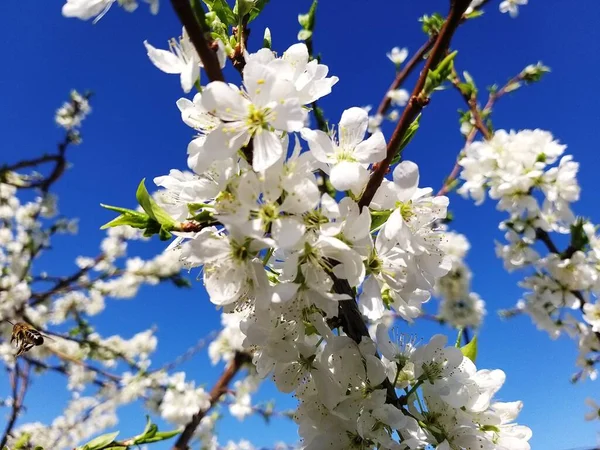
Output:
left=1, top=0, right=600, bottom=449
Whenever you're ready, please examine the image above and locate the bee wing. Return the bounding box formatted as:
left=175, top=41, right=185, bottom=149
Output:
left=38, top=331, right=55, bottom=341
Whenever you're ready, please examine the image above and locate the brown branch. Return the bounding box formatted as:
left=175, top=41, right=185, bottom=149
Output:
left=29, top=255, right=104, bottom=306
left=0, top=362, right=31, bottom=449
left=376, top=37, right=436, bottom=119
left=23, top=356, right=111, bottom=388
left=172, top=351, right=251, bottom=450
left=1, top=154, right=60, bottom=173
left=170, top=0, right=225, bottom=83
left=436, top=66, right=522, bottom=196
left=358, top=0, right=473, bottom=209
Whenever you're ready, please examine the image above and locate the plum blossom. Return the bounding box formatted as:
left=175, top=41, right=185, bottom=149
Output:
left=301, top=107, right=386, bottom=194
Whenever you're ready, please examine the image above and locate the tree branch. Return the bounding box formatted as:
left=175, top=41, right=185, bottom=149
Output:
left=171, top=351, right=251, bottom=450
left=0, top=362, right=30, bottom=449
left=375, top=37, right=436, bottom=119
left=170, top=0, right=225, bottom=83
left=358, top=0, right=473, bottom=209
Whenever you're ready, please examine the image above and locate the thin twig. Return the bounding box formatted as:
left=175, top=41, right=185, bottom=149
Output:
left=376, top=37, right=436, bottom=119
left=172, top=352, right=251, bottom=450
left=358, top=0, right=473, bottom=209
left=0, top=362, right=31, bottom=449
left=437, top=69, right=528, bottom=196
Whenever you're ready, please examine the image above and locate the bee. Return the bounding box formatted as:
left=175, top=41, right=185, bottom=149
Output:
left=6, top=321, right=53, bottom=356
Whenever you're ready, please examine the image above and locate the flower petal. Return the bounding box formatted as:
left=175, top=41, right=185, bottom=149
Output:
left=253, top=129, right=284, bottom=172
left=353, top=131, right=386, bottom=163
left=393, top=160, right=420, bottom=201
left=339, top=107, right=368, bottom=149
left=201, top=81, right=249, bottom=121
left=330, top=162, right=368, bottom=194
left=144, top=41, right=184, bottom=74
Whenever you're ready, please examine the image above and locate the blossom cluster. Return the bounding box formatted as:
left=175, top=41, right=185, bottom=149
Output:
left=435, top=231, right=486, bottom=329
left=458, top=129, right=600, bottom=383
left=139, top=28, right=532, bottom=446
left=2, top=93, right=272, bottom=448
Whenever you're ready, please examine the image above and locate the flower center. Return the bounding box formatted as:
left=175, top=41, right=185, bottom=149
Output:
left=395, top=200, right=415, bottom=221
left=246, top=104, right=270, bottom=133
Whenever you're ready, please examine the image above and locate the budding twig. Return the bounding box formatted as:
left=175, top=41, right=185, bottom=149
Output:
left=358, top=0, right=473, bottom=209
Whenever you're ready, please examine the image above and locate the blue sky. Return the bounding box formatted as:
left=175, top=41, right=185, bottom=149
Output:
left=1, top=0, right=600, bottom=449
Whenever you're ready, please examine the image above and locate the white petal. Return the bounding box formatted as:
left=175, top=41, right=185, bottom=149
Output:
left=273, top=218, right=306, bottom=249
left=365, top=354, right=387, bottom=386
left=330, top=162, right=369, bottom=194
left=202, top=123, right=248, bottom=160
left=283, top=43, right=309, bottom=70
left=204, top=264, right=245, bottom=305
left=353, top=131, right=387, bottom=163
left=274, top=362, right=303, bottom=393
left=392, top=160, right=420, bottom=201
left=372, top=404, right=407, bottom=429
left=253, top=129, right=284, bottom=172
left=201, top=81, right=249, bottom=120
left=358, top=276, right=385, bottom=321
left=339, top=107, right=368, bottom=149
left=144, top=41, right=184, bottom=74
left=270, top=99, right=307, bottom=132
left=180, top=58, right=200, bottom=93
left=300, top=128, right=335, bottom=163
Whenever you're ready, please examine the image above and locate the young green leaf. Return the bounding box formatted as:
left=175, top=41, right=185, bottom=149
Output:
left=391, top=114, right=421, bottom=165
left=460, top=335, right=478, bottom=363
left=139, top=428, right=181, bottom=444
left=204, top=0, right=236, bottom=25
left=99, top=205, right=151, bottom=230
left=135, top=179, right=176, bottom=229
left=77, top=431, right=119, bottom=450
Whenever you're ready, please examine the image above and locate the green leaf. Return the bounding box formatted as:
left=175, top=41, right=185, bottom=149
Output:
left=139, top=428, right=181, bottom=444
left=135, top=179, right=176, bottom=229
left=14, top=433, right=32, bottom=450
left=460, top=335, right=478, bottom=363
left=370, top=210, right=392, bottom=231
left=204, top=0, right=236, bottom=25
left=136, top=178, right=155, bottom=219
left=99, top=206, right=151, bottom=230
left=391, top=114, right=421, bottom=165
left=78, top=431, right=119, bottom=450
left=419, top=13, right=444, bottom=36
left=133, top=415, right=158, bottom=443
left=248, top=0, right=270, bottom=22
